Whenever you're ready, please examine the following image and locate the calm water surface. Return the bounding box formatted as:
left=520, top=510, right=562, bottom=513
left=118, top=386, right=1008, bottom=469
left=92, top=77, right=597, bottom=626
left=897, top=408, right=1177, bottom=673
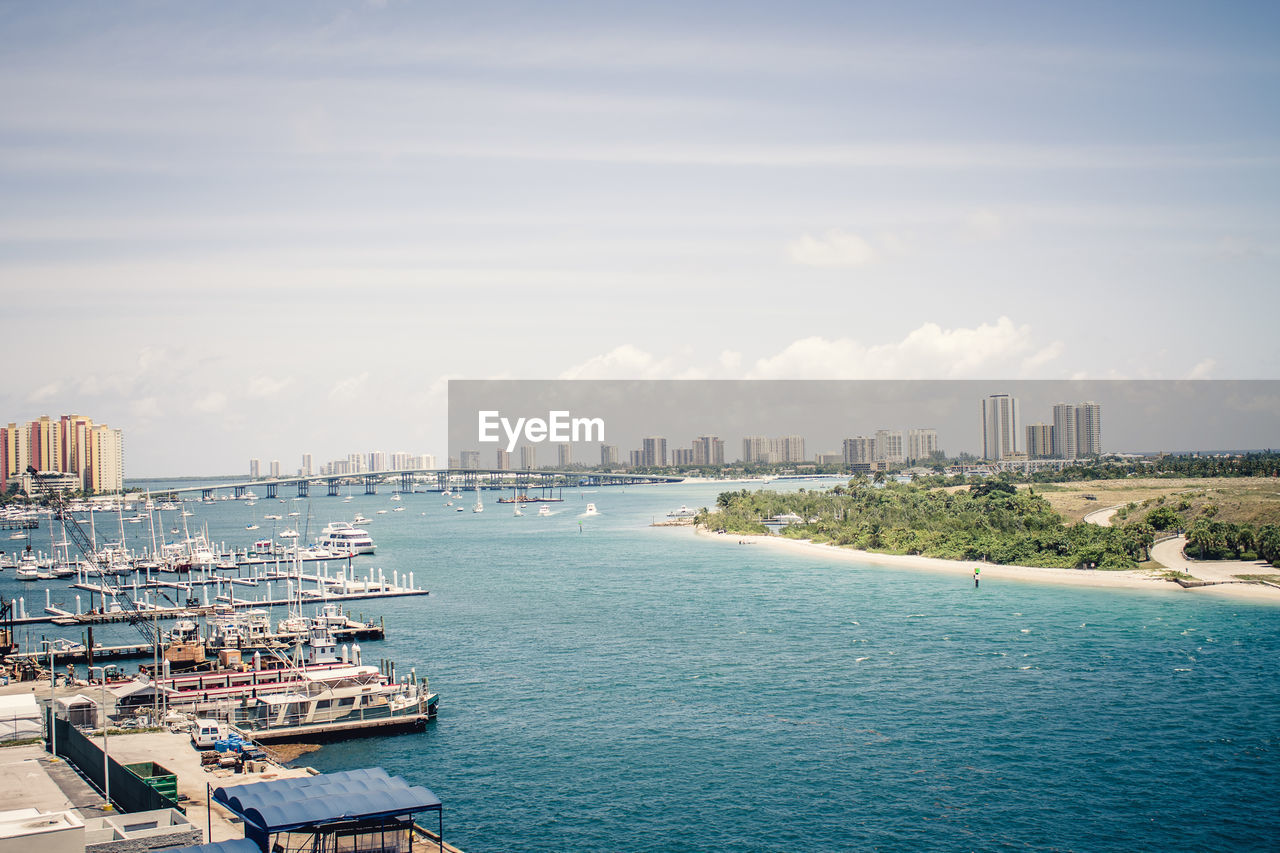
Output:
left=7, top=479, right=1279, bottom=851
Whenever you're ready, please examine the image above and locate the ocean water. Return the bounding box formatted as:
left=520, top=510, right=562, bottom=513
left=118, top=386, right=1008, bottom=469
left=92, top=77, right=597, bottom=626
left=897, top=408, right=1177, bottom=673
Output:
left=8, top=479, right=1280, bottom=851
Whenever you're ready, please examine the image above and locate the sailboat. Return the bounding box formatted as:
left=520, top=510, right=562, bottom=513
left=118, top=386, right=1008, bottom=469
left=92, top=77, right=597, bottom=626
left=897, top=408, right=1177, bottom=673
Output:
left=512, top=487, right=523, bottom=516
left=473, top=486, right=484, bottom=513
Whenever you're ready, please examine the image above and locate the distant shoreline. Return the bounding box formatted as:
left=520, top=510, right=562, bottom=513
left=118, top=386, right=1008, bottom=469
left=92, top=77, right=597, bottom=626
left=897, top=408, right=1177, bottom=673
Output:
left=689, top=526, right=1280, bottom=604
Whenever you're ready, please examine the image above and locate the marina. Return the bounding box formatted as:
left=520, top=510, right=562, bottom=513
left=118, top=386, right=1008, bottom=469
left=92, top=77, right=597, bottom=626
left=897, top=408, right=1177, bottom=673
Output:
left=5, top=476, right=1280, bottom=852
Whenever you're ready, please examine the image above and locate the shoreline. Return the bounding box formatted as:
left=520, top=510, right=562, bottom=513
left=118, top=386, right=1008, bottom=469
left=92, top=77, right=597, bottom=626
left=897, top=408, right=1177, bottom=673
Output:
left=690, top=527, right=1280, bottom=604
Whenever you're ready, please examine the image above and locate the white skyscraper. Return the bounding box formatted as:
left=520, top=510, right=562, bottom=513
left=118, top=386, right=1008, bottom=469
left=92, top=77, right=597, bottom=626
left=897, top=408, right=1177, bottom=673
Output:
left=982, top=394, right=1020, bottom=460
left=907, top=428, right=939, bottom=463
left=1052, top=403, right=1077, bottom=460
left=1076, top=401, right=1102, bottom=457
left=875, top=429, right=905, bottom=464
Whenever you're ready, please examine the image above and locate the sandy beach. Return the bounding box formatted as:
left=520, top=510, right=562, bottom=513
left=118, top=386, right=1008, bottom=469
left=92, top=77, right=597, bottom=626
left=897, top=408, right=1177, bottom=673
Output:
left=692, top=527, right=1280, bottom=604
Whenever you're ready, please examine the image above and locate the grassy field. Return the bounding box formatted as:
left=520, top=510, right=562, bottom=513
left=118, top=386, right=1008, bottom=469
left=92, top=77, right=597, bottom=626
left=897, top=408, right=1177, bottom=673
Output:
left=1025, top=477, right=1280, bottom=526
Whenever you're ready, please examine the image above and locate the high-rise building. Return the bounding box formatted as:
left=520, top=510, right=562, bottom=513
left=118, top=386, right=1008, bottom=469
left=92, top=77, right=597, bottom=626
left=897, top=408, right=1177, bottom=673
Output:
left=982, top=394, right=1020, bottom=460
left=1026, top=423, right=1054, bottom=459
left=1051, top=403, right=1077, bottom=460
left=742, top=436, right=770, bottom=464
left=642, top=436, right=667, bottom=467
left=249, top=458, right=261, bottom=478
left=495, top=449, right=511, bottom=470
left=875, top=429, right=905, bottom=464
left=557, top=444, right=573, bottom=468
left=1, top=415, right=123, bottom=494
left=692, top=435, right=725, bottom=466
left=520, top=446, right=537, bottom=470
left=1076, top=402, right=1102, bottom=457
left=301, top=453, right=313, bottom=476
left=774, top=435, right=806, bottom=463
left=815, top=452, right=844, bottom=465
left=348, top=453, right=365, bottom=474
left=672, top=448, right=694, bottom=466
left=907, top=428, right=939, bottom=463
left=842, top=436, right=876, bottom=465
left=460, top=450, right=481, bottom=469
left=270, top=460, right=281, bottom=477
left=600, top=444, right=619, bottom=466
left=629, top=449, right=643, bottom=468
left=368, top=451, right=387, bottom=472
left=418, top=454, right=437, bottom=470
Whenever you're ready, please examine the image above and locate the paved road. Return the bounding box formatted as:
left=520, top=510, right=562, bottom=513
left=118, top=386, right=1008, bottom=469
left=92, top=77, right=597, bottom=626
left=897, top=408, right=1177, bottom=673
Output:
left=1082, top=505, right=1122, bottom=527
left=1150, top=535, right=1273, bottom=582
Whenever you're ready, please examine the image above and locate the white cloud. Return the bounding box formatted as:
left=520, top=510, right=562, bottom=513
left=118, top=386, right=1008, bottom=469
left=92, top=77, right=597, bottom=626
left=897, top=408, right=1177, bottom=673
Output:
left=193, top=391, right=228, bottom=413
left=964, top=208, right=1005, bottom=239
left=131, top=397, right=162, bottom=421
left=328, top=372, right=370, bottom=402
left=1187, top=358, right=1216, bottom=379
left=560, top=345, right=674, bottom=380
left=28, top=382, right=60, bottom=403
left=787, top=230, right=878, bottom=267
left=247, top=376, right=293, bottom=398
left=559, top=318, right=1065, bottom=382
left=749, top=317, right=1063, bottom=379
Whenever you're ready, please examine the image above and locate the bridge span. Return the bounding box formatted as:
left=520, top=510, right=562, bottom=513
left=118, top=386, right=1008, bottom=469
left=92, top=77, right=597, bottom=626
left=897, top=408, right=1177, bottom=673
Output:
left=155, top=468, right=683, bottom=501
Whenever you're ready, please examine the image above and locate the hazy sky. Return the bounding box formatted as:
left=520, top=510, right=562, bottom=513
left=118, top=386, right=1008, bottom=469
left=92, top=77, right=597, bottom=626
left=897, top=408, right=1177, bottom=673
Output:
left=2, top=1, right=1276, bottom=476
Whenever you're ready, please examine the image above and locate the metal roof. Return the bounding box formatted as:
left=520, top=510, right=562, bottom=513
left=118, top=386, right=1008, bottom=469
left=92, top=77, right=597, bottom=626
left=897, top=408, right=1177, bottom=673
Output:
left=213, top=768, right=441, bottom=832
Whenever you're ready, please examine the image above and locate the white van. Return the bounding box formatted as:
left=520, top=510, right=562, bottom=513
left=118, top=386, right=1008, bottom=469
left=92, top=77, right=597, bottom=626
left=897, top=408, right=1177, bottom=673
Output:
left=191, top=718, right=226, bottom=749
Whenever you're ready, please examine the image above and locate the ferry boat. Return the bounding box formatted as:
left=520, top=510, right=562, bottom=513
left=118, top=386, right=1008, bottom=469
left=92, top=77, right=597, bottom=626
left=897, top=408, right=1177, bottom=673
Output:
left=667, top=504, right=698, bottom=519
left=319, top=521, right=376, bottom=555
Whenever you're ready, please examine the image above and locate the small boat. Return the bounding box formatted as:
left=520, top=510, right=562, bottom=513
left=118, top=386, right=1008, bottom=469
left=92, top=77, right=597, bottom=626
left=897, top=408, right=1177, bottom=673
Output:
left=393, top=506, right=405, bottom=512
left=376, top=509, right=388, bottom=515
left=354, top=514, right=371, bottom=524
left=246, top=524, right=260, bottom=530
left=667, top=505, right=698, bottom=519
left=538, top=505, right=551, bottom=517
left=584, top=503, right=598, bottom=516
left=473, top=487, right=484, bottom=514
left=16, top=567, right=40, bottom=581
left=279, top=528, right=299, bottom=539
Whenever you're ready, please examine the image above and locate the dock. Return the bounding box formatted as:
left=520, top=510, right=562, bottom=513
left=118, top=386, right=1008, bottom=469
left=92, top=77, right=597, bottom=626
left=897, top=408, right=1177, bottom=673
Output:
left=3, top=623, right=387, bottom=666
left=243, top=709, right=435, bottom=744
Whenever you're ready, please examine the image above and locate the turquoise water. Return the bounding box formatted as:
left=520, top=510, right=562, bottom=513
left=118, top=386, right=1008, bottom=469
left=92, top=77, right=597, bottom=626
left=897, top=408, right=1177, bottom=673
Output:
left=9, top=480, right=1280, bottom=850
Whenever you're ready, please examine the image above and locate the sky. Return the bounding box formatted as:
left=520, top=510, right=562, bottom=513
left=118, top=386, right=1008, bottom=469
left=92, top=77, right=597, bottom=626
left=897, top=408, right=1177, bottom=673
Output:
left=1, top=1, right=1277, bottom=476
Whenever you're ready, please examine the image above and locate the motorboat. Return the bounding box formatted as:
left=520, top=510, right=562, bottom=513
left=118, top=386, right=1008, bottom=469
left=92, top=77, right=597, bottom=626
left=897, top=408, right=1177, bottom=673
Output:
left=584, top=503, right=599, bottom=516
left=538, top=505, right=551, bottom=517
left=319, top=521, right=376, bottom=556
left=667, top=505, right=698, bottom=518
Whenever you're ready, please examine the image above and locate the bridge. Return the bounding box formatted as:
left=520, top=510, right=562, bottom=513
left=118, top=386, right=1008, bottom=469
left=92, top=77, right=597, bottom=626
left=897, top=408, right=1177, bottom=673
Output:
left=153, top=469, right=684, bottom=501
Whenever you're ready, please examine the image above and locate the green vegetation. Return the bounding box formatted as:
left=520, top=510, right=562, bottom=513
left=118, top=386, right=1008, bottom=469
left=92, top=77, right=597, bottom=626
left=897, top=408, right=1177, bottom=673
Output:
left=702, top=481, right=1156, bottom=570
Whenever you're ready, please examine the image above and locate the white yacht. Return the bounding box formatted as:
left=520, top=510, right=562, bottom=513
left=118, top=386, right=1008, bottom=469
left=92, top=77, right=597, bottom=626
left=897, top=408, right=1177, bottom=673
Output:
left=319, top=521, right=376, bottom=555
left=667, top=504, right=698, bottom=518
